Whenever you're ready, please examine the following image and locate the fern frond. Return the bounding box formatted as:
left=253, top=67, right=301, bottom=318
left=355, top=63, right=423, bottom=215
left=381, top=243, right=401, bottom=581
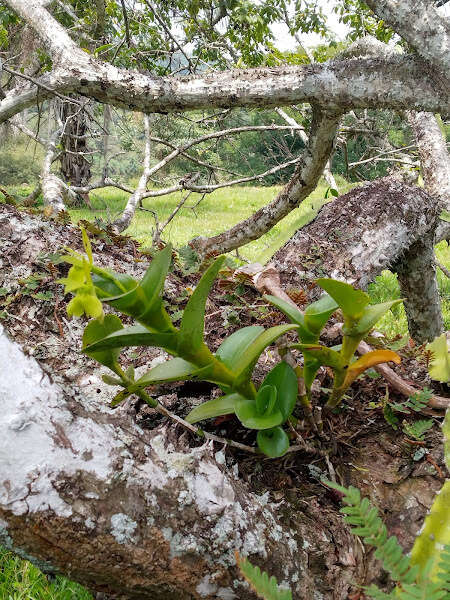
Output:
left=326, top=482, right=419, bottom=584
left=235, top=552, right=292, bottom=600
left=435, top=544, right=450, bottom=596
left=402, top=419, right=433, bottom=441
left=364, top=584, right=396, bottom=599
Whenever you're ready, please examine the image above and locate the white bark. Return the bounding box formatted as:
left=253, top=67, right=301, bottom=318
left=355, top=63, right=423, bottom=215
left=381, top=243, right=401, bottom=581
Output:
left=1, top=0, right=450, bottom=123
left=0, top=324, right=306, bottom=599
left=366, top=0, right=450, bottom=82
left=275, top=107, right=338, bottom=191
left=407, top=111, right=450, bottom=241
left=113, top=115, right=152, bottom=232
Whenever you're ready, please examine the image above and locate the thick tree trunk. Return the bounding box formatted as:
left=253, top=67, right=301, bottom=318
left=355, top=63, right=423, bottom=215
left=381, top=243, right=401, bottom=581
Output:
left=407, top=111, right=450, bottom=242
left=1, top=0, right=450, bottom=123
left=273, top=177, right=442, bottom=341
left=0, top=203, right=445, bottom=599
left=58, top=98, right=92, bottom=189
left=395, top=233, right=443, bottom=343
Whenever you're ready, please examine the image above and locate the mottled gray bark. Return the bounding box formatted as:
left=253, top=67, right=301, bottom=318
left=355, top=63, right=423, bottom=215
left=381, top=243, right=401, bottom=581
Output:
left=365, top=0, right=450, bottom=83
left=275, top=107, right=338, bottom=191
left=273, top=177, right=442, bottom=342
left=407, top=111, right=450, bottom=242
left=1, top=0, right=449, bottom=124
left=191, top=107, right=341, bottom=256
left=40, top=127, right=66, bottom=212
left=395, top=233, right=444, bottom=343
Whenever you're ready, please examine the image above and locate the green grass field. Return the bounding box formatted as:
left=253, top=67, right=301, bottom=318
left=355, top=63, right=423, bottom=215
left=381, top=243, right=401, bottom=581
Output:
left=2, top=178, right=450, bottom=597
left=68, top=176, right=352, bottom=264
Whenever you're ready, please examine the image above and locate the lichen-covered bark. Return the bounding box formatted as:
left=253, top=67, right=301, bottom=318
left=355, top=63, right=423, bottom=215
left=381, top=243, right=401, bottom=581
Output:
left=273, top=177, right=438, bottom=288
left=191, top=107, right=341, bottom=256
left=0, top=203, right=445, bottom=599
left=40, top=128, right=66, bottom=212
left=1, top=0, right=449, bottom=124
left=395, top=233, right=444, bottom=343
left=0, top=325, right=309, bottom=599
left=407, top=111, right=450, bottom=242
left=272, top=177, right=442, bottom=342
left=366, top=0, right=450, bottom=83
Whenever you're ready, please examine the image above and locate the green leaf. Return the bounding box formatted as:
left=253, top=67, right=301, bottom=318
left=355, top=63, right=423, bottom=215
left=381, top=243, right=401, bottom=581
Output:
left=185, top=393, right=243, bottom=424
left=255, top=385, right=277, bottom=415
left=440, top=209, right=450, bottom=222
left=264, top=295, right=316, bottom=343
left=302, top=352, right=321, bottom=391
left=132, top=357, right=198, bottom=389
left=110, top=388, right=132, bottom=408
left=444, top=409, right=450, bottom=472
left=84, top=324, right=178, bottom=354
left=303, top=294, right=338, bottom=335
left=292, top=344, right=345, bottom=370
left=411, top=481, right=450, bottom=581
left=105, top=245, right=174, bottom=331
left=316, top=278, right=370, bottom=319
left=427, top=333, right=450, bottom=383
left=346, top=300, right=404, bottom=337
left=236, top=553, right=292, bottom=600
left=260, top=361, right=298, bottom=421
left=216, top=325, right=264, bottom=372
left=257, top=427, right=290, bottom=458
left=92, top=268, right=137, bottom=298
left=234, top=324, right=298, bottom=387
left=178, top=256, right=226, bottom=354
left=82, top=315, right=124, bottom=371
left=235, top=398, right=283, bottom=430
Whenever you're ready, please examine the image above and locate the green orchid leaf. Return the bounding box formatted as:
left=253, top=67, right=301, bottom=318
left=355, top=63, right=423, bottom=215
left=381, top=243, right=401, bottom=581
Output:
left=82, top=314, right=124, bottom=371
left=292, top=344, right=346, bottom=371
left=261, top=361, right=298, bottom=421
left=304, top=294, right=338, bottom=335
left=257, top=427, right=290, bottom=458
left=178, top=256, right=226, bottom=354
left=427, top=333, right=450, bottom=383
left=185, top=393, right=244, bottom=424
left=92, top=267, right=137, bottom=299
left=131, top=357, right=198, bottom=389
left=303, top=352, right=321, bottom=391
left=235, top=398, right=283, bottom=430
left=102, top=374, right=122, bottom=386
left=84, top=324, right=178, bottom=354
left=316, top=278, right=370, bottom=319
left=216, top=325, right=264, bottom=372
left=104, top=245, right=174, bottom=331
left=264, top=295, right=316, bottom=343
left=110, top=388, right=132, bottom=408
left=234, top=324, right=298, bottom=387
left=345, top=299, right=404, bottom=337
left=255, top=385, right=277, bottom=416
